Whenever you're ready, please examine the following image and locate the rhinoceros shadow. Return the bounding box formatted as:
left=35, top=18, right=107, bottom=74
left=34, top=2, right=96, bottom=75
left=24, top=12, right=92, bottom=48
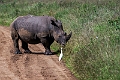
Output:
left=30, top=50, right=60, bottom=55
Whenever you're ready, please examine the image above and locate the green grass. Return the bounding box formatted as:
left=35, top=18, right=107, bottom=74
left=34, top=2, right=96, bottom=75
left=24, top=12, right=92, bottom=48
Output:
left=0, top=0, right=120, bottom=80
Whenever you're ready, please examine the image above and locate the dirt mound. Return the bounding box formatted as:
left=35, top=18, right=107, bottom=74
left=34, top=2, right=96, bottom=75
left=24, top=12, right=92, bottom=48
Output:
left=0, top=26, right=77, bottom=80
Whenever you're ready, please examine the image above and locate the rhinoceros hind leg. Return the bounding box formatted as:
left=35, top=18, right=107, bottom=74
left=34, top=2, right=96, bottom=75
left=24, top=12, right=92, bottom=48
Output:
left=21, top=41, right=32, bottom=53
left=11, top=30, right=22, bottom=54
left=15, top=50, right=22, bottom=54
left=24, top=50, right=32, bottom=53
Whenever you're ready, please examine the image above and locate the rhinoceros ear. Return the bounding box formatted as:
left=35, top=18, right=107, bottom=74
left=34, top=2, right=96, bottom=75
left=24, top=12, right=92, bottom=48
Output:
left=51, top=19, right=57, bottom=26
left=51, top=19, right=62, bottom=28
left=66, top=32, right=72, bottom=42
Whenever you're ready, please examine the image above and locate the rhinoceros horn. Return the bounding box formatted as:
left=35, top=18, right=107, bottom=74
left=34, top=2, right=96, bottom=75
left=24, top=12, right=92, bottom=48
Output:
left=66, top=32, right=72, bottom=42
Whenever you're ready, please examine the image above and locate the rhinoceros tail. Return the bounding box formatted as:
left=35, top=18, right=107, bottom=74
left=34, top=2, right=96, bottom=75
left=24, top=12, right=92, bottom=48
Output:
left=10, top=23, right=19, bottom=40
left=10, top=16, right=21, bottom=40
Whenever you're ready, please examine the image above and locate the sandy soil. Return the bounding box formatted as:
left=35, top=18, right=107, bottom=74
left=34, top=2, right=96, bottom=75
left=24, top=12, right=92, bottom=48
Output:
left=0, top=26, right=77, bottom=80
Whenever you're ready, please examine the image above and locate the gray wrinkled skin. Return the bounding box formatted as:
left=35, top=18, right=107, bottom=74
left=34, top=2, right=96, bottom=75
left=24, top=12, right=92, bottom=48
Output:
left=11, top=15, right=72, bottom=55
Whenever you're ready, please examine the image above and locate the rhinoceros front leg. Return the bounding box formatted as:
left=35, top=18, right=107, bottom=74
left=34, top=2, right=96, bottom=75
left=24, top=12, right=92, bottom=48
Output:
left=41, top=38, right=53, bottom=55
left=43, top=43, right=52, bottom=55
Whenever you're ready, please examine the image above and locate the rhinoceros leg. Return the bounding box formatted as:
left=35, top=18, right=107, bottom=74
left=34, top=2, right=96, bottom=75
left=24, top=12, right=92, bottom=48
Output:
left=13, top=39, right=22, bottom=54
left=43, top=43, right=52, bottom=55
left=41, top=38, right=53, bottom=55
left=11, top=29, right=22, bottom=54
left=21, top=40, right=32, bottom=53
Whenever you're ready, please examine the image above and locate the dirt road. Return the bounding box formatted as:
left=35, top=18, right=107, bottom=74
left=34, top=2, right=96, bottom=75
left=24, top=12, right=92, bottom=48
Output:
left=0, top=26, right=77, bottom=80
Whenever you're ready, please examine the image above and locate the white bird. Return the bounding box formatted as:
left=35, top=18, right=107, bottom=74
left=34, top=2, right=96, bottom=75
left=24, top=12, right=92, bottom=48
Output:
left=59, top=47, right=63, bottom=61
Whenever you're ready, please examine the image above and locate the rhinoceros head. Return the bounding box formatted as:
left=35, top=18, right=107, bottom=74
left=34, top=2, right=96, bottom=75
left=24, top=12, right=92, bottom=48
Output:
left=50, top=18, right=72, bottom=46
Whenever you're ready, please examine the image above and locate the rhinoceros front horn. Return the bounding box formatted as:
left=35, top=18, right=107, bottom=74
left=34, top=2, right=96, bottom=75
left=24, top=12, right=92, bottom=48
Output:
left=66, top=32, right=72, bottom=42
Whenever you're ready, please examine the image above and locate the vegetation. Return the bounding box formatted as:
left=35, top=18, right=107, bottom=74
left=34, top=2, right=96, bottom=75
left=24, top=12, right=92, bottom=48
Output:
left=0, top=0, right=120, bottom=80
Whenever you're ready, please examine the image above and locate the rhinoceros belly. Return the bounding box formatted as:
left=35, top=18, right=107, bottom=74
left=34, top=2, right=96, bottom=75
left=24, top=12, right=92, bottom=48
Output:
left=18, top=28, right=41, bottom=44
left=20, top=36, right=40, bottom=44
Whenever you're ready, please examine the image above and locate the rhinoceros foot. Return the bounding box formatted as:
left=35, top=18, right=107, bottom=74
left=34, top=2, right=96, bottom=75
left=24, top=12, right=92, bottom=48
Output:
left=44, top=50, right=52, bottom=55
left=15, top=50, right=22, bottom=54
left=24, top=50, right=32, bottom=53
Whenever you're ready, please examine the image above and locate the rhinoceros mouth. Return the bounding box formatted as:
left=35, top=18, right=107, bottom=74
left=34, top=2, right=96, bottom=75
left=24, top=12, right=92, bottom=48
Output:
left=56, top=40, right=65, bottom=46
left=61, top=42, right=66, bottom=46
left=59, top=41, right=66, bottom=47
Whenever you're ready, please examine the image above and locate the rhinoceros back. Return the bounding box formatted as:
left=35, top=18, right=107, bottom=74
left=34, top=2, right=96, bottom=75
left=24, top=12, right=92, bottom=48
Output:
left=13, top=15, right=50, bottom=33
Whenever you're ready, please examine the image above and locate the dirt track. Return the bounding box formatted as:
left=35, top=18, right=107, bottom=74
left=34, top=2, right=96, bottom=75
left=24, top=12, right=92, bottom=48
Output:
left=0, top=26, right=77, bottom=80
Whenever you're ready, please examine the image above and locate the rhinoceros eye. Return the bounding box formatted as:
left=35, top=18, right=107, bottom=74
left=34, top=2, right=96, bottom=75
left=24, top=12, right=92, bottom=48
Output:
left=64, top=32, right=67, bottom=36
left=58, top=35, right=62, bottom=37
